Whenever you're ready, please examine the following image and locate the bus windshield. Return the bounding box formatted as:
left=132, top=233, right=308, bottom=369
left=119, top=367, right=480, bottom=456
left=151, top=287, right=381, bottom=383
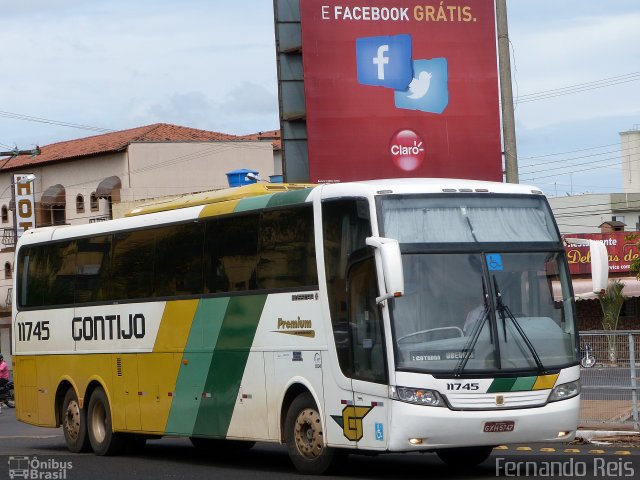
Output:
left=378, top=195, right=576, bottom=374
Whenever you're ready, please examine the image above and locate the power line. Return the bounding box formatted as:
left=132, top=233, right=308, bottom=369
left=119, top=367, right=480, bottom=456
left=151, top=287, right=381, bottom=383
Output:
left=0, top=110, right=115, bottom=133
left=515, top=72, right=640, bottom=103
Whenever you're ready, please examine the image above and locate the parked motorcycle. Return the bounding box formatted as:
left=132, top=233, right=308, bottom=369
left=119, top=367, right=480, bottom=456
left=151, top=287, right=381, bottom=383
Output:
left=0, top=380, right=15, bottom=408
left=580, top=343, right=597, bottom=368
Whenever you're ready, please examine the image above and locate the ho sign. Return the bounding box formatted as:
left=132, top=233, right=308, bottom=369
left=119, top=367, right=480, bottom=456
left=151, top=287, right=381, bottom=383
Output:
left=13, top=174, right=36, bottom=238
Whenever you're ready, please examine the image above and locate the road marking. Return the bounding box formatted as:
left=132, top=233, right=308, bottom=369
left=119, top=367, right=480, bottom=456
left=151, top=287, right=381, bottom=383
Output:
left=516, top=446, right=532, bottom=451
left=564, top=448, right=581, bottom=453
left=588, top=449, right=606, bottom=454
left=539, top=447, right=555, bottom=452
left=614, top=450, right=632, bottom=455
left=494, top=445, right=509, bottom=450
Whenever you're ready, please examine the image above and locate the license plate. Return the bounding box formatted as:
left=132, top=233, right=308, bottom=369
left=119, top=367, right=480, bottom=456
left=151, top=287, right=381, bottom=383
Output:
left=483, top=421, right=515, bottom=433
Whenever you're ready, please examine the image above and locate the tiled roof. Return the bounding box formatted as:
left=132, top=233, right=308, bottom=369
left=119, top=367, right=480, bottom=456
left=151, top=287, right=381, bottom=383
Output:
left=239, top=129, right=282, bottom=151
left=0, top=123, right=242, bottom=171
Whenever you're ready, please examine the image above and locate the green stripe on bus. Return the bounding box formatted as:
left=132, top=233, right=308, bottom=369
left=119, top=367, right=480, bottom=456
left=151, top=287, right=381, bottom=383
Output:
left=487, top=377, right=517, bottom=393
left=165, top=297, right=230, bottom=435
left=234, top=195, right=274, bottom=212
left=511, top=376, right=537, bottom=391
left=267, top=189, right=312, bottom=208
left=191, top=294, right=268, bottom=437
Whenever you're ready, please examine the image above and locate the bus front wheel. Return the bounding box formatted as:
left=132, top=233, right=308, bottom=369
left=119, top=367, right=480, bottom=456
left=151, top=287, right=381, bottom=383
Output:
left=61, top=388, right=91, bottom=453
left=87, top=387, right=125, bottom=455
left=284, top=393, right=335, bottom=475
left=436, top=446, right=494, bottom=468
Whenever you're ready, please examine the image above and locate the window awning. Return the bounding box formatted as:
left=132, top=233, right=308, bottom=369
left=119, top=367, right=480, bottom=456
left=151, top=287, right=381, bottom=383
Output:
left=41, top=184, right=66, bottom=207
left=96, top=176, right=121, bottom=199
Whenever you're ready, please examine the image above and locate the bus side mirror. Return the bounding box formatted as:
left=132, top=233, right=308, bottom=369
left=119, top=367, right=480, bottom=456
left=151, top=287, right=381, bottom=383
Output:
left=565, top=238, right=609, bottom=294
left=588, top=240, right=608, bottom=293
left=366, top=236, right=404, bottom=303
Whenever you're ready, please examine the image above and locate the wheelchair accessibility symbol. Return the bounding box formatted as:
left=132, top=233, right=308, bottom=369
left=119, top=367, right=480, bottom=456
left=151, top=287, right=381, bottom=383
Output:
left=486, top=254, right=503, bottom=271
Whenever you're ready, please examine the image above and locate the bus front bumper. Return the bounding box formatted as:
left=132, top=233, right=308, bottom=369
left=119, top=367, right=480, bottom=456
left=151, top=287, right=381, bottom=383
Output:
left=388, top=395, right=580, bottom=451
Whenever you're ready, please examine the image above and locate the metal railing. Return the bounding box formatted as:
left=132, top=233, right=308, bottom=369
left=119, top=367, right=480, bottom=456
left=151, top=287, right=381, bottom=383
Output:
left=579, top=331, right=640, bottom=430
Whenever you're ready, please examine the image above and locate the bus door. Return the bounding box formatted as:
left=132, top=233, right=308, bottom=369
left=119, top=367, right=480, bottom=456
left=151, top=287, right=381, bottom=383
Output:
left=345, top=255, right=389, bottom=450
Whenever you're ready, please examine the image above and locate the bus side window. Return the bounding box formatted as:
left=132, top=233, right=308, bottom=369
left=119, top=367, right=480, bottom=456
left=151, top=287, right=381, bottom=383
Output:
left=75, top=235, right=111, bottom=303
left=155, top=223, right=204, bottom=297
left=46, top=241, right=76, bottom=306
left=257, top=206, right=317, bottom=289
left=204, top=214, right=259, bottom=293
left=110, top=230, right=155, bottom=300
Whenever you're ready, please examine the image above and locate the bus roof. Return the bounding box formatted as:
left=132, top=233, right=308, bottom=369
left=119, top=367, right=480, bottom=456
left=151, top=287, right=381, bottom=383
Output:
left=126, top=182, right=315, bottom=216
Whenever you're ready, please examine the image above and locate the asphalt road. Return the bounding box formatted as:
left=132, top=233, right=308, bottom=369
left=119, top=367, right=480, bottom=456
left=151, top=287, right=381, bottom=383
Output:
left=2, top=408, right=640, bottom=480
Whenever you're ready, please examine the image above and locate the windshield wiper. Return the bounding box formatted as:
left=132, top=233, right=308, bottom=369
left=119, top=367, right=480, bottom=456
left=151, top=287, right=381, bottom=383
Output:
left=492, top=276, right=546, bottom=373
left=454, top=277, right=490, bottom=377
left=454, top=305, right=488, bottom=377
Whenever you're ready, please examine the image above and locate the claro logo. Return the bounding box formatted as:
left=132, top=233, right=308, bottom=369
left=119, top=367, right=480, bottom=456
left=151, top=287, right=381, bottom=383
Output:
left=389, top=129, right=425, bottom=172
left=72, top=314, right=145, bottom=341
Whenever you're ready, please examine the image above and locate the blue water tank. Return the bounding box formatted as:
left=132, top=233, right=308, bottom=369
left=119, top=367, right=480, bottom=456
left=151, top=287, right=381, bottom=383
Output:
left=269, top=174, right=284, bottom=183
left=226, top=169, right=259, bottom=188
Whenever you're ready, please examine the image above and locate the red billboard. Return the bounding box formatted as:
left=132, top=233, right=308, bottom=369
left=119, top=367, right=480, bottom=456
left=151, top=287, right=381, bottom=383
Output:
left=563, top=233, right=640, bottom=275
left=300, top=0, right=502, bottom=183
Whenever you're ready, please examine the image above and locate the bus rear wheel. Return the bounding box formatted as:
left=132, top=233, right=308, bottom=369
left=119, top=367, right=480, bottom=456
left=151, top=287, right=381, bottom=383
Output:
left=87, top=387, right=125, bottom=455
left=61, top=388, right=90, bottom=453
left=284, top=393, right=335, bottom=475
left=436, top=446, right=494, bottom=468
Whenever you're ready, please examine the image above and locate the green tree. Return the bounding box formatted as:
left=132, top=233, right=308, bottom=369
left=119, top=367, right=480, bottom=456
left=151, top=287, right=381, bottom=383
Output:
left=598, top=280, right=625, bottom=364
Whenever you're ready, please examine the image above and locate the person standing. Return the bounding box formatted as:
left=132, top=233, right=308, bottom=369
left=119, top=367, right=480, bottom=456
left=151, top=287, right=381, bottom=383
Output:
left=0, top=353, right=8, bottom=388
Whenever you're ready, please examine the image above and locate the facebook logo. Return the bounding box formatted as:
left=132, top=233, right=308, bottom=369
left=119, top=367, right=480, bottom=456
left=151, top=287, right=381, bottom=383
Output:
left=356, top=34, right=413, bottom=91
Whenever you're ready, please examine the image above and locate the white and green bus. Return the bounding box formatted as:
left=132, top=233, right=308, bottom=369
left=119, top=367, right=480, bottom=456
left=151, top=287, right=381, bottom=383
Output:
left=12, top=178, right=607, bottom=474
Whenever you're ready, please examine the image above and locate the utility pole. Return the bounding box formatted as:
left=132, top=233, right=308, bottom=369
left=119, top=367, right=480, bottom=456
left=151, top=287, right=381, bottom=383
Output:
left=496, top=0, right=518, bottom=183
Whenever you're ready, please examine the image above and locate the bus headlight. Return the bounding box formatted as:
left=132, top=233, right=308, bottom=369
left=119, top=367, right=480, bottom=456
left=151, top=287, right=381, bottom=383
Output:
left=390, top=386, right=445, bottom=407
left=548, top=380, right=581, bottom=402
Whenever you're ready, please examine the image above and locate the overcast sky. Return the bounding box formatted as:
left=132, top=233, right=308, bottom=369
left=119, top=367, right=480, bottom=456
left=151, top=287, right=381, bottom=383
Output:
left=0, top=0, right=638, bottom=196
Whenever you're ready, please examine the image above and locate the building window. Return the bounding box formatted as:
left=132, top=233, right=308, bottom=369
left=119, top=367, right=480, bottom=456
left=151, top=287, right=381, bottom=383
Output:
left=90, top=192, right=99, bottom=211
left=1, top=205, right=7, bottom=223
left=613, top=215, right=625, bottom=223
left=4, top=261, right=11, bottom=280
left=76, top=194, right=85, bottom=213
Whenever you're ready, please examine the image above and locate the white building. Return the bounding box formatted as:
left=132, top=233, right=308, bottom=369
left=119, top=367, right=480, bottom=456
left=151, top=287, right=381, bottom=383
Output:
left=0, top=123, right=281, bottom=370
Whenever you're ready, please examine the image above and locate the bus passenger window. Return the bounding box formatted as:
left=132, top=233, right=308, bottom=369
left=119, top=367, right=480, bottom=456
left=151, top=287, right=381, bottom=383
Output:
left=204, top=215, right=259, bottom=293
left=110, top=230, right=155, bottom=300
left=155, top=223, right=204, bottom=297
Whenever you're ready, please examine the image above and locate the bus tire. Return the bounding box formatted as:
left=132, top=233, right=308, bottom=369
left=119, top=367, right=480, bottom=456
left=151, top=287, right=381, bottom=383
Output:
left=87, top=387, right=125, bottom=456
left=61, top=388, right=91, bottom=453
left=284, top=393, right=335, bottom=475
left=436, top=446, right=494, bottom=468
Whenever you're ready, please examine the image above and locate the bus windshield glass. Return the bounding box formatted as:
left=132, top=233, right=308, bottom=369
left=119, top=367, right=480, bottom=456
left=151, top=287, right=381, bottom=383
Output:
left=378, top=195, right=576, bottom=374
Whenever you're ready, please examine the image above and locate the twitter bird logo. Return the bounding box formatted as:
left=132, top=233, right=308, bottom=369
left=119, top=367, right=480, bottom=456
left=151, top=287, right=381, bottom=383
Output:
left=407, top=71, right=432, bottom=99
left=395, top=58, right=449, bottom=114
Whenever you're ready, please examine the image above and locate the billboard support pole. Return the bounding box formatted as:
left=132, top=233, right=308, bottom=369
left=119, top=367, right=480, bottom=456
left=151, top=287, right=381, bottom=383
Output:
left=496, top=0, right=518, bottom=184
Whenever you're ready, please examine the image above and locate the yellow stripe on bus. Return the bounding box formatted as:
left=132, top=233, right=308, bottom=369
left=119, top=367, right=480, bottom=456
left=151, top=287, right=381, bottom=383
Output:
left=153, top=300, right=199, bottom=352
left=532, top=373, right=559, bottom=390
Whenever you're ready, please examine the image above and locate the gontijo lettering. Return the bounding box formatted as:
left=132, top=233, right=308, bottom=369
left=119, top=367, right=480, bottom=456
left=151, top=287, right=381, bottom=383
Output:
left=72, top=314, right=145, bottom=341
